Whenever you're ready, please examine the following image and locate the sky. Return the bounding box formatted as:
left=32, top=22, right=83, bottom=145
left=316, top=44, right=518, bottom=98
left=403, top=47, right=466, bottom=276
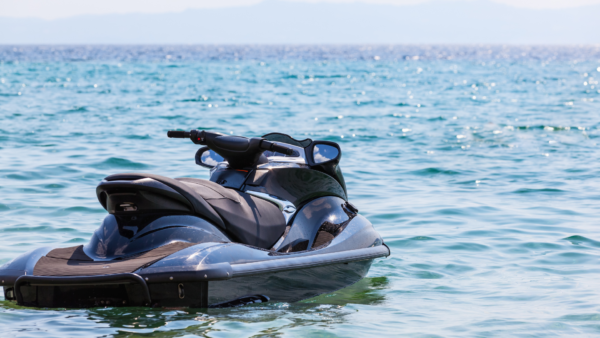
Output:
left=1, top=0, right=599, bottom=44
left=2, top=0, right=600, bottom=19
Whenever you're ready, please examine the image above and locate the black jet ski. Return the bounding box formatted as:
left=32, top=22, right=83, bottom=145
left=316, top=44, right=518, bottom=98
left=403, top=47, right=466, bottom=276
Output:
left=0, top=130, right=389, bottom=308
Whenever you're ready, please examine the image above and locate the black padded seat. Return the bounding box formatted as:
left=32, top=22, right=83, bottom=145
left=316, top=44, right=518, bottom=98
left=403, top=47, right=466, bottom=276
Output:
left=102, top=173, right=286, bottom=249
left=176, top=178, right=286, bottom=249
left=103, top=173, right=225, bottom=228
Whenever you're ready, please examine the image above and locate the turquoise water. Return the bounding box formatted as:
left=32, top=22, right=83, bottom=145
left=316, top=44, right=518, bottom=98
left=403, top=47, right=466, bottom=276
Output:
left=1, top=45, right=600, bottom=337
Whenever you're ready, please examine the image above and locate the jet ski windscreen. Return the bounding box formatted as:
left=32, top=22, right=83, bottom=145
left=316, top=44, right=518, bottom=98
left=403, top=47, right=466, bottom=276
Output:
left=261, top=133, right=312, bottom=148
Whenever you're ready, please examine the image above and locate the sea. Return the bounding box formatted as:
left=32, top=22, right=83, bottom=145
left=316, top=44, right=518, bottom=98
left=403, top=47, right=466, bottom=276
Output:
left=1, top=45, right=600, bottom=337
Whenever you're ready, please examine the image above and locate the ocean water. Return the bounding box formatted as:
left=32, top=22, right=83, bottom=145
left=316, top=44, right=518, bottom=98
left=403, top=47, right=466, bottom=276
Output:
left=1, top=45, right=600, bottom=337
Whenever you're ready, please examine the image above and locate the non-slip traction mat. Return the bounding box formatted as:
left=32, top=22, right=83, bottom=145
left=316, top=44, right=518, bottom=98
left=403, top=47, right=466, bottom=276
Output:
left=33, top=241, right=196, bottom=277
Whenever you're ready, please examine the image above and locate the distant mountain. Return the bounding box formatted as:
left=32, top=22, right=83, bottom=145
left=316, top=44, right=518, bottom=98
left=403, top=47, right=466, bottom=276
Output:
left=1, top=0, right=599, bottom=44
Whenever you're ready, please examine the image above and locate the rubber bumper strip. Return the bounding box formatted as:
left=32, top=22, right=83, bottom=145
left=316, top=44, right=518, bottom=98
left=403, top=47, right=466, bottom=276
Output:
left=231, top=244, right=390, bottom=277
left=14, top=273, right=151, bottom=306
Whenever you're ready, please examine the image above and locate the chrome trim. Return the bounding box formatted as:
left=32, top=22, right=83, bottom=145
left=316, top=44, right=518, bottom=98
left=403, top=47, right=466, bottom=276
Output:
left=245, top=191, right=297, bottom=224
left=270, top=235, right=286, bottom=251
left=257, top=162, right=307, bottom=169
left=267, top=156, right=306, bottom=164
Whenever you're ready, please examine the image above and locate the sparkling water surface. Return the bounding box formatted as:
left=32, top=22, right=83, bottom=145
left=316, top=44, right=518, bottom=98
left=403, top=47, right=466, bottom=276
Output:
left=1, top=45, right=600, bottom=337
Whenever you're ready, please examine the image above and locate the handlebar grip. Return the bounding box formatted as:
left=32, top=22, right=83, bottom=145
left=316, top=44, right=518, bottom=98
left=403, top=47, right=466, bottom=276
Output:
left=167, top=130, right=190, bottom=138
left=260, top=140, right=294, bottom=155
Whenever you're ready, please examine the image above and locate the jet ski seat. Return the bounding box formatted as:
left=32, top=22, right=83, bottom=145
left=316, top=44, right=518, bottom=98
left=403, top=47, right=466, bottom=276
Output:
left=98, top=173, right=287, bottom=249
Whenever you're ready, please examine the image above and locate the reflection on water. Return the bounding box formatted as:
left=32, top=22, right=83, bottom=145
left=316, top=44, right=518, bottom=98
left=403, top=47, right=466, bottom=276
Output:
left=301, top=276, right=388, bottom=306
left=0, top=278, right=387, bottom=337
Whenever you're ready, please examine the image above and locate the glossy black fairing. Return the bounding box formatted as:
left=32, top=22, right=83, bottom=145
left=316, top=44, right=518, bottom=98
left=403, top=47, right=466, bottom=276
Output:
left=208, top=259, right=373, bottom=304
left=276, top=196, right=352, bottom=251
left=245, top=168, right=347, bottom=207
left=83, top=215, right=230, bottom=260
left=209, top=167, right=249, bottom=190
left=261, top=133, right=347, bottom=194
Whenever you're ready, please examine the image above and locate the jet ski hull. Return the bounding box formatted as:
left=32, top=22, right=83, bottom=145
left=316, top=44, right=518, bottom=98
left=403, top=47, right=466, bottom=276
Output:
left=1, top=213, right=389, bottom=308
left=4, top=247, right=387, bottom=308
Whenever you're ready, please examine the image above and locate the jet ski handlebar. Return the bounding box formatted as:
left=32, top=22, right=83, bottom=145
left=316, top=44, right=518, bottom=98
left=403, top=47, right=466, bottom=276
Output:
left=167, top=129, right=294, bottom=168
left=260, top=140, right=295, bottom=155
left=167, top=130, right=191, bottom=139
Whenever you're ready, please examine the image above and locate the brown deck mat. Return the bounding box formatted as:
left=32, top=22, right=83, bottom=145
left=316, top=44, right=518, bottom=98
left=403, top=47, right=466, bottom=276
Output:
left=33, top=242, right=197, bottom=277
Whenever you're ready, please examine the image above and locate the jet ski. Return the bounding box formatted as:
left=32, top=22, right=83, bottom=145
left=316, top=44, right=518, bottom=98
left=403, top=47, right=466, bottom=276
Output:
left=0, top=130, right=389, bottom=308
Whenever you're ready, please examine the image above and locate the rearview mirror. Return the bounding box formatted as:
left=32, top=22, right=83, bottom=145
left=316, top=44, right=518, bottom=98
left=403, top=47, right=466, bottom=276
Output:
left=309, top=142, right=341, bottom=165
left=195, top=147, right=224, bottom=168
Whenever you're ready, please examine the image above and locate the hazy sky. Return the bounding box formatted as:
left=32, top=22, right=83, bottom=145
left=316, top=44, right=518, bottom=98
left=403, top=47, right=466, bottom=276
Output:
left=3, top=0, right=600, bottom=19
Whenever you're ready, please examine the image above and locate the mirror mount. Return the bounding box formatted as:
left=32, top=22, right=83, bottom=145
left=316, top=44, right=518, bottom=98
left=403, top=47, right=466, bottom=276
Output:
left=305, top=141, right=341, bottom=167
left=305, top=141, right=347, bottom=198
